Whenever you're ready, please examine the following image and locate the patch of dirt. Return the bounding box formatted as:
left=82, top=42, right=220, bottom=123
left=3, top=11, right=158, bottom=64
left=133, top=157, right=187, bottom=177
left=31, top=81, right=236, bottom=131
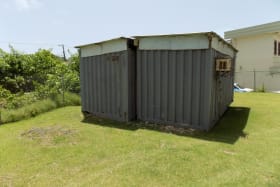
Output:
left=140, top=122, right=197, bottom=135
left=21, top=126, right=77, bottom=146
left=0, top=174, right=14, bottom=187
left=223, top=150, right=237, bottom=155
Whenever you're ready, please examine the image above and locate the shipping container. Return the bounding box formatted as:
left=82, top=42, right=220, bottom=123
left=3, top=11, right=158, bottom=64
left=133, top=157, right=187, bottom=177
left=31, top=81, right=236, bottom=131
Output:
left=134, top=32, right=237, bottom=130
left=76, top=37, right=136, bottom=121
left=77, top=32, right=237, bottom=131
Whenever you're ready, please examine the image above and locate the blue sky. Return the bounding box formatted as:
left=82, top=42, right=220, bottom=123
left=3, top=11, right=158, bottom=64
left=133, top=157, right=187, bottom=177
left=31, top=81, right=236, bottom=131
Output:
left=0, top=0, right=279, bottom=57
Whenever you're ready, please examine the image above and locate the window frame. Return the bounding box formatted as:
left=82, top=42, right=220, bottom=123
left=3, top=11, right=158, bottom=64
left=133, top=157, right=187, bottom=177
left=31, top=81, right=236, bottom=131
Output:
left=278, top=42, right=280, bottom=56
left=274, top=40, right=277, bottom=55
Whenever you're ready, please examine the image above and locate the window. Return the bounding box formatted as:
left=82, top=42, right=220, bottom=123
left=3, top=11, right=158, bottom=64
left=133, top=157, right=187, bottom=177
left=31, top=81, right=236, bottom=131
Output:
left=274, top=40, right=277, bottom=55
left=278, top=42, right=280, bottom=56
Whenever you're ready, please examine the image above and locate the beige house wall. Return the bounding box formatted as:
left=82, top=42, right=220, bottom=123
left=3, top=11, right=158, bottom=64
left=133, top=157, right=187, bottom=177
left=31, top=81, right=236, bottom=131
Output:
left=231, top=33, right=280, bottom=91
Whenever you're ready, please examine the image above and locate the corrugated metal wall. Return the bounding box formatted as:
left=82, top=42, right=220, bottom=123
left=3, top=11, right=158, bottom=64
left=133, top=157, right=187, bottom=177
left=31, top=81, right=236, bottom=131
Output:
left=79, top=38, right=235, bottom=130
left=136, top=49, right=235, bottom=130
left=80, top=50, right=136, bottom=121
left=208, top=50, right=235, bottom=128
left=137, top=49, right=214, bottom=130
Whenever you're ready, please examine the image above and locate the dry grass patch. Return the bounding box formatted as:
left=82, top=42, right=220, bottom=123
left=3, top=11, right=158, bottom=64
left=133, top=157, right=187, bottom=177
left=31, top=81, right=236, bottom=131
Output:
left=21, top=126, right=77, bottom=146
left=0, top=174, right=15, bottom=187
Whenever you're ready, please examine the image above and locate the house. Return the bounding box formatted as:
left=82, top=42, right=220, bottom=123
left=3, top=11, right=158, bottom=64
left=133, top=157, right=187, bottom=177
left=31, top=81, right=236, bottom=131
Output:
left=224, top=21, right=280, bottom=91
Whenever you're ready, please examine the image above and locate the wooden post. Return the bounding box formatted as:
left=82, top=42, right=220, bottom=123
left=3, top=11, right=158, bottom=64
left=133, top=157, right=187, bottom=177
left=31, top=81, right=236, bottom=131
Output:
left=253, top=69, right=256, bottom=91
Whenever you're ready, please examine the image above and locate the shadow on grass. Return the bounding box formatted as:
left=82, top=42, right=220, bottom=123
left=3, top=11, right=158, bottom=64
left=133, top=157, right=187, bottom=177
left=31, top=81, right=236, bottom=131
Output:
left=82, top=107, right=250, bottom=144
left=199, top=107, right=250, bottom=144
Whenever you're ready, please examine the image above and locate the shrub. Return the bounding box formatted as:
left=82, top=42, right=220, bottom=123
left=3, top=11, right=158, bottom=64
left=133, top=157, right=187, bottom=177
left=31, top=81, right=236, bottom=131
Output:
left=256, top=84, right=265, bottom=93
left=0, top=93, right=80, bottom=124
left=52, top=92, right=81, bottom=107
left=5, top=92, right=39, bottom=109
left=0, top=85, right=11, bottom=98
left=0, top=99, right=57, bottom=124
left=0, top=86, right=12, bottom=108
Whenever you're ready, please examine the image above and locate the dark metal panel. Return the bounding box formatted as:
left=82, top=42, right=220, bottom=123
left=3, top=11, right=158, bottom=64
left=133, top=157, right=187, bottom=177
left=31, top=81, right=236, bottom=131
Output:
left=168, top=51, right=176, bottom=122
left=198, top=50, right=206, bottom=127
left=111, top=58, right=117, bottom=116
left=161, top=50, right=168, bottom=121
left=154, top=50, right=161, bottom=120
left=88, top=57, right=93, bottom=113
left=80, top=48, right=136, bottom=121
left=136, top=51, right=142, bottom=119
left=147, top=51, right=154, bottom=120
left=183, top=50, right=192, bottom=124
left=102, top=55, right=107, bottom=114
left=96, top=55, right=100, bottom=113
left=115, top=55, right=121, bottom=117
left=101, top=55, right=105, bottom=113
left=142, top=51, right=148, bottom=119
left=101, top=55, right=106, bottom=114
left=121, top=52, right=128, bottom=120
left=127, top=48, right=136, bottom=120
left=208, top=49, right=236, bottom=129
left=106, top=55, right=111, bottom=114
left=92, top=57, right=98, bottom=113
left=85, top=57, right=91, bottom=112
left=191, top=50, right=201, bottom=126
left=80, top=44, right=235, bottom=129
left=98, top=56, right=103, bottom=113
left=175, top=51, right=184, bottom=123
left=137, top=49, right=225, bottom=130
left=118, top=54, right=123, bottom=118
left=200, top=49, right=213, bottom=129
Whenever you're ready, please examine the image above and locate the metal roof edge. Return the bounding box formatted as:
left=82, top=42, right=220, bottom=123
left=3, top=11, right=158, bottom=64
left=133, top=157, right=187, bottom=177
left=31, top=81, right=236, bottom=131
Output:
left=75, top=32, right=237, bottom=52
left=134, top=32, right=237, bottom=52
left=75, top=37, right=131, bottom=48
left=224, top=21, right=280, bottom=39
left=208, top=32, right=238, bottom=52
left=133, top=32, right=211, bottom=38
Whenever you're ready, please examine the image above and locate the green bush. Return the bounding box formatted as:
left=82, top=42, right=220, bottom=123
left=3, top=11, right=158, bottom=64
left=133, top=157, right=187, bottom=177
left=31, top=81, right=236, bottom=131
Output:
left=0, top=86, right=41, bottom=109
left=5, top=92, right=39, bottom=109
left=0, top=47, right=80, bottom=95
left=0, top=93, right=80, bottom=124
left=52, top=92, right=81, bottom=107
left=0, top=99, right=57, bottom=124
left=256, top=84, right=265, bottom=93
left=0, top=86, right=12, bottom=108
left=0, top=85, right=11, bottom=98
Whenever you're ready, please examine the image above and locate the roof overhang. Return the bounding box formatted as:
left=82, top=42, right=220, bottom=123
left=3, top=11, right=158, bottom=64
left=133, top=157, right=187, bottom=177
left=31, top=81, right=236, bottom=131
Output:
left=75, top=32, right=237, bottom=58
left=134, top=32, right=237, bottom=52
left=224, top=21, right=280, bottom=39
left=75, top=37, right=130, bottom=48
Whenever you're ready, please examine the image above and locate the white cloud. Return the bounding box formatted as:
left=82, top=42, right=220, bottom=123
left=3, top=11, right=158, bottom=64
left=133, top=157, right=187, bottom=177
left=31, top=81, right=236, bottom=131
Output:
left=14, top=0, right=42, bottom=10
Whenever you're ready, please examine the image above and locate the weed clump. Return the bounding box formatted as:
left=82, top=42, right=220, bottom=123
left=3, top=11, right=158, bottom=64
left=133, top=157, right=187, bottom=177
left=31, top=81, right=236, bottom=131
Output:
left=0, top=93, right=80, bottom=124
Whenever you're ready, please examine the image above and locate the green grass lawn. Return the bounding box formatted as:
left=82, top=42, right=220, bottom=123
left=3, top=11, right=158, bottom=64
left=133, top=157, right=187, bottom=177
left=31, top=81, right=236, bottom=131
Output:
left=0, top=93, right=280, bottom=186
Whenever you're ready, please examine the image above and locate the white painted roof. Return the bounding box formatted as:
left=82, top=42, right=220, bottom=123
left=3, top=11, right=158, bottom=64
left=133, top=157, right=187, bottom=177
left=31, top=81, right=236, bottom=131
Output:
left=134, top=32, right=237, bottom=52
left=76, top=32, right=237, bottom=58
left=75, top=37, right=130, bottom=48
left=224, top=21, right=280, bottom=39
left=76, top=37, right=132, bottom=57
